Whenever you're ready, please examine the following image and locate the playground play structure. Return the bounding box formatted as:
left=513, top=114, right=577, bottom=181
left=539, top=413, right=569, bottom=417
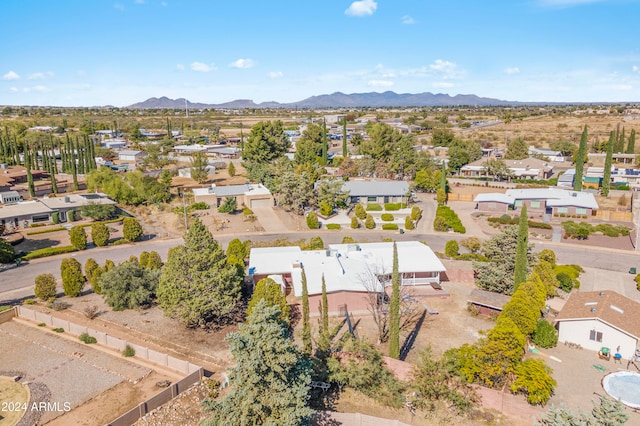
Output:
left=627, top=348, right=640, bottom=372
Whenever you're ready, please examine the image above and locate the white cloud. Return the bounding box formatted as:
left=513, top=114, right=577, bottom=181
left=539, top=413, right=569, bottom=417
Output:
left=633, top=65, right=639, bottom=73
left=23, top=85, right=51, bottom=93
left=2, top=70, right=20, bottom=80
left=27, top=71, right=54, bottom=80
left=432, top=82, right=455, bottom=89
left=401, top=15, right=415, bottom=25
left=229, top=58, right=256, bottom=69
left=268, top=71, right=284, bottom=78
left=504, top=67, right=520, bottom=75
left=368, top=79, right=394, bottom=87
left=429, top=59, right=464, bottom=79
left=345, top=0, right=377, bottom=17
left=114, top=3, right=124, bottom=11
left=190, top=62, right=216, bottom=72
left=9, top=87, right=18, bottom=93
left=176, top=64, right=185, bottom=71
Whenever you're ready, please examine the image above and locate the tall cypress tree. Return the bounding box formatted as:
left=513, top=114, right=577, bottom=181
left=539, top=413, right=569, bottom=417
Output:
left=321, top=119, right=328, bottom=166
left=574, top=125, right=588, bottom=191
left=513, top=205, right=529, bottom=292
left=388, top=242, right=400, bottom=359
left=70, top=141, right=79, bottom=191
left=24, top=143, right=35, bottom=197
left=440, top=162, right=447, bottom=192
left=342, top=120, right=348, bottom=158
left=76, top=137, right=85, bottom=175
left=602, top=131, right=614, bottom=197
left=627, top=129, right=636, bottom=154
left=615, top=127, right=626, bottom=153
left=321, top=274, right=328, bottom=336
left=301, top=267, right=311, bottom=355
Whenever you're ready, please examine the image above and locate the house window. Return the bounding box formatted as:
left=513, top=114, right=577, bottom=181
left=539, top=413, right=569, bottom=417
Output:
left=367, top=196, right=377, bottom=202
left=32, top=214, right=50, bottom=223
left=515, top=200, right=523, bottom=207
left=557, top=207, right=568, bottom=214
left=576, top=208, right=587, bottom=215
left=589, top=329, right=603, bottom=343
left=530, top=201, right=541, bottom=208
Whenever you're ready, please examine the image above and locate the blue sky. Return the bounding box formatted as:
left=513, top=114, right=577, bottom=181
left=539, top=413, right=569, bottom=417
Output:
left=2, top=0, right=640, bottom=106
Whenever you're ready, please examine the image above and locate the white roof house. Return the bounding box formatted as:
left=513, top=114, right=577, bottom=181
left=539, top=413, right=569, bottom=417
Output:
left=118, top=150, right=147, bottom=161
left=473, top=193, right=515, bottom=204
left=505, top=188, right=599, bottom=210
left=528, top=147, right=565, bottom=162
left=249, top=241, right=446, bottom=298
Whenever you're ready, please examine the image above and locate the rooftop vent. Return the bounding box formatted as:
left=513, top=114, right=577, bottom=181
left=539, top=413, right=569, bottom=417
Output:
left=599, top=291, right=605, bottom=296
left=572, top=193, right=578, bottom=197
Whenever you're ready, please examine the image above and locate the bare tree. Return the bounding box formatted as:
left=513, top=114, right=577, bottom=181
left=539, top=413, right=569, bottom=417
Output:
left=358, top=264, right=423, bottom=344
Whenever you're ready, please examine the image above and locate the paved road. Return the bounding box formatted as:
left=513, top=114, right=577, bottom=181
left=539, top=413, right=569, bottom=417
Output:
left=2, top=230, right=639, bottom=303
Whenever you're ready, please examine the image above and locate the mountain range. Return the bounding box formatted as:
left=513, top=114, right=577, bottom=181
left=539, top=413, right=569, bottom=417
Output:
left=126, top=91, right=517, bottom=109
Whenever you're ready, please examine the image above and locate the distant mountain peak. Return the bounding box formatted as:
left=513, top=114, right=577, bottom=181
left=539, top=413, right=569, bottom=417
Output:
left=127, top=91, right=516, bottom=109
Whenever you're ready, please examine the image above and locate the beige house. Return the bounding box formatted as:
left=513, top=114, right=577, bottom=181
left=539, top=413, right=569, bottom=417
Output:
left=192, top=183, right=273, bottom=209
left=460, top=157, right=553, bottom=180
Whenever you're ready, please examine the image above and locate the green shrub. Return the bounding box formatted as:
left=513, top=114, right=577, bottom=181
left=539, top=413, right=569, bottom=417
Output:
left=350, top=216, right=359, bottom=229
left=305, top=236, right=325, bottom=250
left=306, top=211, right=319, bottom=229
left=190, top=201, right=209, bottom=211
left=67, top=210, right=75, bottom=222
left=23, top=245, right=77, bottom=260
left=365, top=214, right=375, bottom=229
left=404, top=216, right=414, bottom=230
left=90, top=266, right=105, bottom=295
left=69, top=226, right=87, bottom=250
left=635, top=274, right=640, bottom=291
left=410, top=206, right=422, bottom=221
left=110, top=238, right=129, bottom=246
left=123, top=345, right=136, bottom=357
left=355, top=204, right=367, bottom=219
left=434, top=206, right=466, bottom=233
left=242, top=206, right=254, bottom=216
left=455, top=253, right=490, bottom=262
left=384, top=203, right=406, bottom=211
left=381, top=213, right=394, bottom=221
left=342, top=236, right=357, bottom=244
left=60, top=257, right=84, bottom=297
left=487, top=216, right=551, bottom=229
left=123, top=217, right=143, bottom=242
left=381, top=224, right=398, bottom=230
left=366, top=203, right=382, bottom=211
left=218, top=197, right=237, bottom=213
left=445, top=240, right=459, bottom=258
left=34, top=274, right=57, bottom=301
left=38, top=322, right=46, bottom=327
left=53, top=327, right=65, bottom=333
left=51, top=211, right=59, bottom=224
left=532, top=320, right=558, bottom=348
left=326, top=223, right=341, bottom=230
left=0, top=305, right=12, bottom=313
left=23, top=299, right=36, bottom=305
left=556, top=272, right=574, bottom=292
left=91, top=223, right=110, bottom=247
left=79, top=333, right=97, bottom=344
left=319, top=201, right=333, bottom=217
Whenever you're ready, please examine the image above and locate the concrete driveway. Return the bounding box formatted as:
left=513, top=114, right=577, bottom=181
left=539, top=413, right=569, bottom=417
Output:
left=252, top=206, right=290, bottom=233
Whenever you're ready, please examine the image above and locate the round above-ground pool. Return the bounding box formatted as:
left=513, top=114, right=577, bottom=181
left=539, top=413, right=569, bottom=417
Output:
left=602, top=371, right=640, bottom=409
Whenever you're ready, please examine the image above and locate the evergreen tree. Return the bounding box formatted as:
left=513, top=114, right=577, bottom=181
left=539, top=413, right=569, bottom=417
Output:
left=204, top=300, right=313, bottom=426
left=157, top=218, right=243, bottom=327
left=574, top=125, right=588, bottom=191
left=75, top=137, right=85, bottom=174
left=247, top=277, right=290, bottom=325
left=342, top=120, right=348, bottom=157
left=60, top=257, right=84, bottom=297
left=321, top=119, right=328, bottom=166
left=24, top=143, right=35, bottom=197
left=301, top=267, right=312, bottom=355
left=615, top=127, right=626, bottom=153
left=388, top=242, right=400, bottom=359
left=602, top=131, right=614, bottom=196
left=627, top=129, right=636, bottom=154
left=321, top=274, right=328, bottom=336
left=227, top=161, right=236, bottom=177
left=440, top=162, right=447, bottom=193
left=513, top=205, right=529, bottom=291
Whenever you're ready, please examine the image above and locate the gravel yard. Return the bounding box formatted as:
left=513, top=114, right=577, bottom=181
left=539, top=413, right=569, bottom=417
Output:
left=0, top=320, right=152, bottom=424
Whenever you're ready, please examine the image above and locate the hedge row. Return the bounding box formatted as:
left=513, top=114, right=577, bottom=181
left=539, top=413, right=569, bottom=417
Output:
left=326, top=224, right=341, bottom=230
left=23, top=246, right=77, bottom=260
left=384, top=203, right=407, bottom=211
left=366, top=203, right=383, bottom=211
left=26, top=226, right=67, bottom=236
left=381, top=213, right=394, bottom=221
left=382, top=224, right=399, bottom=230
left=562, top=221, right=631, bottom=239
left=487, top=215, right=552, bottom=230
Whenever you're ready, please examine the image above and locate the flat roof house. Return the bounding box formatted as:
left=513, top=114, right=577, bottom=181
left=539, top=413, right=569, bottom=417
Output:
left=341, top=180, right=410, bottom=205
left=118, top=150, right=147, bottom=162
left=193, top=183, right=273, bottom=210
left=248, top=241, right=446, bottom=314
left=555, top=291, right=640, bottom=359
left=474, top=188, right=599, bottom=216
left=460, top=158, right=553, bottom=180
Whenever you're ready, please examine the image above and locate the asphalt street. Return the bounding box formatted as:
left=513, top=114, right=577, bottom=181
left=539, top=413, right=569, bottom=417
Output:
left=2, top=230, right=639, bottom=304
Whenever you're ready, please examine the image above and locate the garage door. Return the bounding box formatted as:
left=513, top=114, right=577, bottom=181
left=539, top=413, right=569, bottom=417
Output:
left=250, top=198, right=272, bottom=209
